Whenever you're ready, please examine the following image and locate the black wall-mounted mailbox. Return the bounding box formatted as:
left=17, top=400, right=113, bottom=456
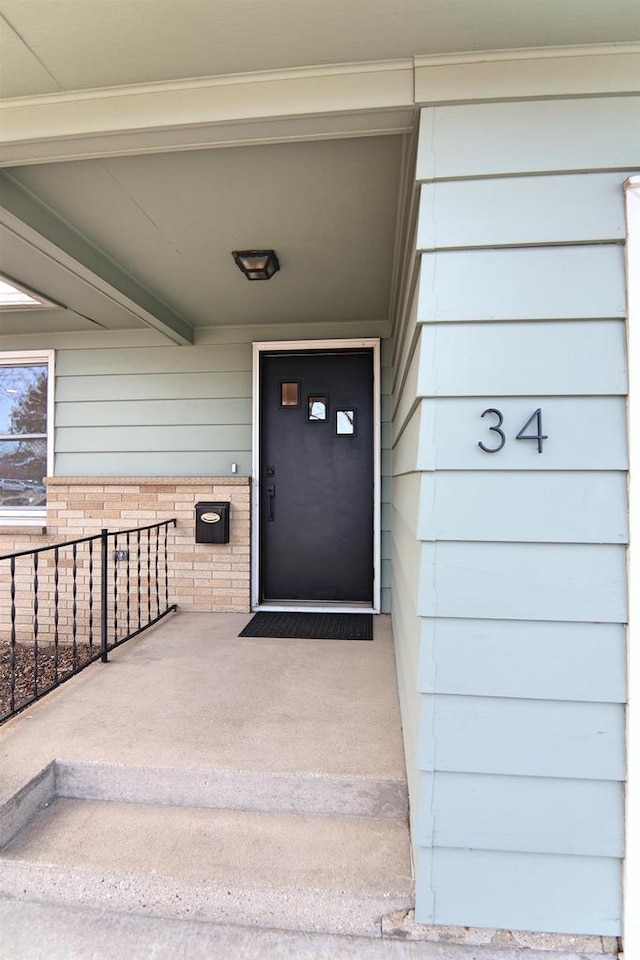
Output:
left=195, top=501, right=230, bottom=544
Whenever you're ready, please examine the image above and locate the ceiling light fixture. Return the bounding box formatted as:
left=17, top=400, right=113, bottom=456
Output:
left=232, top=250, right=280, bottom=281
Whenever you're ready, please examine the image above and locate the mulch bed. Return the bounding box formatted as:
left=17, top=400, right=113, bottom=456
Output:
left=0, top=642, right=93, bottom=719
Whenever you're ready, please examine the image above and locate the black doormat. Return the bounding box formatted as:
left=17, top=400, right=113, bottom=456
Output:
left=239, top=611, right=373, bottom=641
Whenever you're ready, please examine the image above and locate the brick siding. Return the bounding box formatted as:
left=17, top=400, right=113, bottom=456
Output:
left=1, top=478, right=251, bottom=619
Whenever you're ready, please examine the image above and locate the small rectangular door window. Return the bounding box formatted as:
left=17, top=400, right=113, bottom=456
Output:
left=336, top=409, right=356, bottom=435
left=280, top=381, right=300, bottom=407
left=307, top=395, right=328, bottom=421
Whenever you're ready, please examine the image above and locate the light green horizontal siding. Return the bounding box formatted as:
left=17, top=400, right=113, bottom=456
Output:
left=391, top=331, right=421, bottom=436
left=391, top=548, right=423, bottom=707
left=417, top=172, right=631, bottom=249
left=393, top=94, right=631, bottom=936
left=417, top=245, right=626, bottom=322
left=389, top=503, right=423, bottom=615
left=390, top=543, right=423, bottom=832
left=390, top=473, right=423, bottom=537
left=391, top=279, right=420, bottom=402
left=56, top=398, right=252, bottom=427
left=389, top=316, right=428, bottom=837
left=391, top=404, right=424, bottom=476
left=418, top=619, right=626, bottom=704
left=54, top=450, right=255, bottom=478
left=417, top=772, right=624, bottom=857
left=417, top=319, right=627, bottom=396
left=57, top=425, right=252, bottom=453
left=417, top=695, right=625, bottom=781
left=415, top=847, right=621, bottom=936
left=417, top=542, right=626, bottom=622
left=57, top=372, right=252, bottom=401
left=54, top=344, right=249, bottom=375
left=417, top=96, right=640, bottom=180
left=417, top=471, right=628, bottom=543
left=416, top=396, right=627, bottom=471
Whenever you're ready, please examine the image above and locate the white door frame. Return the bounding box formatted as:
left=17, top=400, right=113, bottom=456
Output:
left=251, top=338, right=381, bottom=613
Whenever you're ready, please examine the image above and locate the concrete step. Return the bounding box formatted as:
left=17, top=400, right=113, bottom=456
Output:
left=0, top=898, right=613, bottom=960
left=0, top=796, right=414, bottom=937
left=0, top=759, right=408, bottom=850
left=55, top=759, right=408, bottom=819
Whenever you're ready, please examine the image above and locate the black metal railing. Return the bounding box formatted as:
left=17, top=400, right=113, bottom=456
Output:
left=0, top=519, right=177, bottom=723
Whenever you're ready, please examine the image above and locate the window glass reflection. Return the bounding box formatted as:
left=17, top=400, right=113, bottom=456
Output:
left=308, top=395, right=327, bottom=421
left=0, top=363, right=48, bottom=507
left=336, top=410, right=356, bottom=435
left=0, top=365, right=47, bottom=434
left=280, top=381, right=300, bottom=407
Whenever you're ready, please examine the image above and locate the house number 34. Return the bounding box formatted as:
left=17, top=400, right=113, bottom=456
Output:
left=478, top=407, right=547, bottom=454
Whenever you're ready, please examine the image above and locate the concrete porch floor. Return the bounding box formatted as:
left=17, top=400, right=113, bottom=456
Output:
left=0, top=611, right=407, bottom=795
left=0, top=611, right=414, bottom=958
left=0, top=612, right=616, bottom=960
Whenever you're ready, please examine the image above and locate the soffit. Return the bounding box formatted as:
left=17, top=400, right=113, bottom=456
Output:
left=1, top=3, right=638, bottom=342
left=3, top=135, right=403, bottom=331
left=1, top=0, right=639, bottom=97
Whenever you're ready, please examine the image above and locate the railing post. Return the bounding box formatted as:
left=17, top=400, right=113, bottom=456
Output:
left=101, top=528, right=109, bottom=663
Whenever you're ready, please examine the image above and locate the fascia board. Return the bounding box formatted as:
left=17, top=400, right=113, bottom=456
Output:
left=0, top=60, right=415, bottom=167
left=415, top=45, right=640, bottom=104
left=2, top=45, right=638, bottom=166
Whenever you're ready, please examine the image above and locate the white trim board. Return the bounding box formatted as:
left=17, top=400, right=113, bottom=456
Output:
left=251, top=338, right=381, bottom=613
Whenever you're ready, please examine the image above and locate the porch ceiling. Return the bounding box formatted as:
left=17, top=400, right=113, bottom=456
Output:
left=2, top=0, right=638, bottom=98
left=1, top=136, right=403, bottom=335
left=0, top=1, right=638, bottom=341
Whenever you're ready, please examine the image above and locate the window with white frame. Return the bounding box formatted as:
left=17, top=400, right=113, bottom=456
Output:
left=0, top=351, right=54, bottom=524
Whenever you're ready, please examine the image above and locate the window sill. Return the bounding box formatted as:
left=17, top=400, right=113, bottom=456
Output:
left=0, top=511, right=47, bottom=533
left=0, top=525, right=47, bottom=535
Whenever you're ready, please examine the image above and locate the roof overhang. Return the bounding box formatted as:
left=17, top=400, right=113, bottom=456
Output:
left=1, top=45, right=639, bottom=168
left=0, top=43, right=638, bottom=343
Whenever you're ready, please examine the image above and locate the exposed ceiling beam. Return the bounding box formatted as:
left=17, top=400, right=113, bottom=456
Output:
left=0, top=109, right=416, bottom=168
left=2, top=45, right=639, bottom=168
left=0, top=60, right=416, bottom=167
left=0, top=172, right=194, bottom=344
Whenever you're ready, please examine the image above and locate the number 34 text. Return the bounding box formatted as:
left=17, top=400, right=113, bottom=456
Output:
left=478, top=408, right=547, bottom=454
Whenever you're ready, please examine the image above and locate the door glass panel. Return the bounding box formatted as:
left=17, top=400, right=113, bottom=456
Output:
left=336, top=409, right=356, bottom=435
left=280, top=381, right=300, bottom=407
left=307, top=395, right=328, bottom=421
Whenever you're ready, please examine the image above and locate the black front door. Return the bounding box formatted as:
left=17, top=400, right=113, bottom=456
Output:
left=260, top=349, right=374, bottom=603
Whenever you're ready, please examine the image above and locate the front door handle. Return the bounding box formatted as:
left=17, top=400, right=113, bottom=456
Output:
left=266, top=484, right=275, bottom=521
